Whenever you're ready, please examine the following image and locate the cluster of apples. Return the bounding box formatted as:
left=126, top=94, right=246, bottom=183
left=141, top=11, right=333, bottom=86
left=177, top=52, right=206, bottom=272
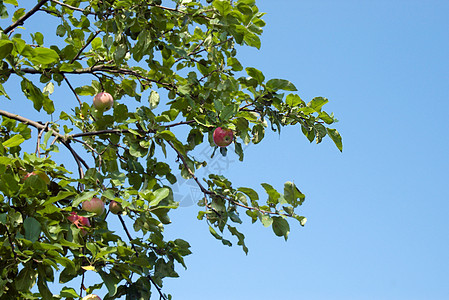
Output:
left=68, top=197, right=123, bottom=235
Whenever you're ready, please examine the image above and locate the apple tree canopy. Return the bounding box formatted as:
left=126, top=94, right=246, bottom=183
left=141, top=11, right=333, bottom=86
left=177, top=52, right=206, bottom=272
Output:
left=0, top=0, right=342, bottom=299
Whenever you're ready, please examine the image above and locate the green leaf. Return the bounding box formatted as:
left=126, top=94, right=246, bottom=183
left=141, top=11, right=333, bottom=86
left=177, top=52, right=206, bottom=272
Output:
left=30, top=47, right=60, bottom=65
left=261, top=183, right=280, bottom=205
left=21, top=78, right=55, bottom=113
left=228, top=225, right=248, bottom=254
left=43, top=82, right=54, bottom=95
left=149, top=187, right=170, bottom=207
left=72, top=190, right=97, bottom=207
left=12, top=8, right=25, bottom=23
left=4, top=0, right=19, bottom=5
left=209, top=225, right=222, bottom=240
left=2, top=134, right=24, bottom=147
left=60, top=287, right=79, bottom=298
left=149, top=90, right=160, bottom=109
left=327, top=128, right=343, bottom=152
left=74, top=85, right=96, bottom=96
left=15, top=266, right=37, bottom=292
left=251, top=124, right=264, bottom=144
left=0, top=83, right=10, bottom=99
left=220, top=103, right=238, bottom=121
left=37, top=273, right=53, bottom=299
left=272, top=216, right=290, bottom=240
left=99, top=270, right=120, bottom=297
left=243, top=31, right=261, bottom=49
left=285, top=94, right=304, bottom=107
left=0, top=40, right=13, bottom=60
left=237, top=187, right=259, bottom=201
left=24, top=217, right=41, bottom=243
left=258, top=213, right=272, bottom=228
left=307, top=97, right=328, bottom=112
left=283, top=181, right=305, bottom=207
left=266, top=79, right=297, bottom=92
left=246, top=67, right=265, bottom=84
left=56, top=24, right=66, bottom=37
left=213, top=0, right=232, bottom=16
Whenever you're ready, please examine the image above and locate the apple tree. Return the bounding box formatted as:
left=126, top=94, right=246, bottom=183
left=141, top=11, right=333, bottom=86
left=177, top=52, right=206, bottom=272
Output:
left=0, top=0, right=342, bottom=299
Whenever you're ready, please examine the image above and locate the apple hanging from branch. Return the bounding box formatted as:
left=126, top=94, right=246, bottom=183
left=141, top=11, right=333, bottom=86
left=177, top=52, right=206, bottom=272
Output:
left=67, top=211, right=90, bottom=236
left=213, top=127, right=234, bottom=147
left=82, top=197, right=105, bottom=216
left=23, top=171, right=50, bottom=184
left=109, top=200, right=123, bottom=215
left=93, top=92, right=114, bottom=111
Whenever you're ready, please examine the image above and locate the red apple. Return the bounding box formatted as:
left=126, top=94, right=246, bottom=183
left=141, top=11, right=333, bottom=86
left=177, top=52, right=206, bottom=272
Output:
left=82, top=294, right=102, bottom=300
left=82, top=197, right=105, bottom=216
left=68, top=211, right=90, bottom=235
left=67, top=211, right=79, bottom=223
left=93, top=92, right=114, bottom=111
left=109, top=200, right=123, bottom=215
left=24, top=171, right=50, bottom=184
left=213, top=127, right=234, bottom=147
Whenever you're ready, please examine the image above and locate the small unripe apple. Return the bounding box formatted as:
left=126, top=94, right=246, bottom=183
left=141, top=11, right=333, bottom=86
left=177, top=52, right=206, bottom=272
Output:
left=213, top=127, right=234, bottom=147
left=24, top=171, right=50, bottom=184
left=93, top=92, right=114, bottom=111
left=82, top=294, right=102, bottom=300
left=109, top=200, right=123, bottom=215
left=82, top=197, right=105, bottom=216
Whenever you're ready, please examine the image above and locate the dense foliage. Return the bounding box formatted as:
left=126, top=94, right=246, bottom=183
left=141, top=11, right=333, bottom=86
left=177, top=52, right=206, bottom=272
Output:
left=0, top=0, right=342, bottom=299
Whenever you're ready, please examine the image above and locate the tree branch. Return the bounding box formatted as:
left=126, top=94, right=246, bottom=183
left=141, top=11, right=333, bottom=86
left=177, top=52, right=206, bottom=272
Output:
left=0, top=109, right=88, bottom=180
left=70, top=30, right=101, bottom=64
left=3, top=0, right=50, bottom=34
left=63, top=76, right=83, bottom=107
left=165, top=140, right=293, bottom=218
left=50, top=0, right=96, bottom=15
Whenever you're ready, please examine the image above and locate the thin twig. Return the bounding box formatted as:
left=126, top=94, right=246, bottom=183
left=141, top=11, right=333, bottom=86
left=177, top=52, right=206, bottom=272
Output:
left=50, top=0, right=96, bottom=15
left=164, top=120, right=196, bottom=128
left=3, top=0, right=50, bottom=34
left=70, top=30, right=101, bottom=63
left=5, top=227, right=18, bottom=261
left=63, top=76, right=83, bottom=107
left=36, top=122, right=49, bottom=157
left=72, top=137, right=103, bottom=171
left=165, top=140, right=293, bottom=218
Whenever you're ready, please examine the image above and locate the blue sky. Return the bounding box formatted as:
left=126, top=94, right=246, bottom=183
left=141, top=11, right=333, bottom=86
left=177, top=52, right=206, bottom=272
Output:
left=163, top=1, right=449, bottom=299
left=2, top=1, right=449, bottom=299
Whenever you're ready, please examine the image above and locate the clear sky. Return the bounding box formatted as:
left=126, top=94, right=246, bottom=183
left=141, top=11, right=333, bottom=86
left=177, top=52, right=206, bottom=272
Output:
left=163, top=1, right=449, bottom=299
left=2, top=1, right=449, bottom=300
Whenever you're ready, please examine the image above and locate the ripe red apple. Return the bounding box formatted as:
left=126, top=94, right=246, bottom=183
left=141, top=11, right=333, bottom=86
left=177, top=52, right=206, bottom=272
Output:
left=24, top=171, right=50, bottom=184
left=109, top=200, right=123, bottom=215
left=68, top=211, right=90, bottom=235
left=67, top=211, right=79, bottom=223
left=82, top=197, right=105, bottom=216
left=82, top=294, right=102, bottom=300
left=93, top=92, right=114, bottom=111
left=213, top=127, right=234, bottom=147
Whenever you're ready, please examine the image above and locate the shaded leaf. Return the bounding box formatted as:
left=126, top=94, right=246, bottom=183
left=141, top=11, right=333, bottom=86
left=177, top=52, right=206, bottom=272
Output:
left=24, top=217, right=41, bottom=243
left=272, top=216, right=290, bottom=240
